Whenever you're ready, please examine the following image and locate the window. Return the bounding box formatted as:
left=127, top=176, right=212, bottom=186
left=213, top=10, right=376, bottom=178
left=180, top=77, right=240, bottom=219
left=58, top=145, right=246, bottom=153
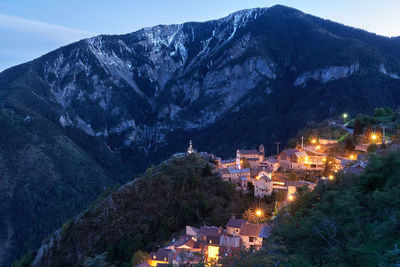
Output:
left=249, top=237, right=254, bottom=242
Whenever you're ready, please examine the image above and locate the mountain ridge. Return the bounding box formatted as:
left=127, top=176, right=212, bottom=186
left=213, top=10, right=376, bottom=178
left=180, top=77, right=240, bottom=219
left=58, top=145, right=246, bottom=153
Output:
left=2, top=5, right=400, bottom=266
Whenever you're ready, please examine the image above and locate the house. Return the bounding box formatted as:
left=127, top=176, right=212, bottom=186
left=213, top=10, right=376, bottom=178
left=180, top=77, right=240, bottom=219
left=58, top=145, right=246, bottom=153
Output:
left=260, top=157, right=279, bottom=171
left=239, top=176, right=250, bottom=190
left=251, top=169, right=273, bottom=180
left=236, top=144, right=265, bottom=168
left=278, top=149, right=306, bottom=169
left=355, top=144, right=369, bottom=152
left=343, top=161, right=367, bottom=176
left=303, top=155, right=326, bottom=170
left=198, top=226, right=225, bottom=237
left=220, top=159, right=236, bottom=168
left=172, top=238, right=204, bottom=265
left=219, top=168, right=251, bottom=184
left=149, top=248, right=173, bottom=266
left=253, top=176, right=273, bottom=198
left=186, top=226, right=199, bottom=236
left=286, top=180, right=316, bottom=195
left=205, top=235, right=220, bottom=262
left=226, top=218, right=247, bottom=236
left=239, top=223, right=264, bottom=250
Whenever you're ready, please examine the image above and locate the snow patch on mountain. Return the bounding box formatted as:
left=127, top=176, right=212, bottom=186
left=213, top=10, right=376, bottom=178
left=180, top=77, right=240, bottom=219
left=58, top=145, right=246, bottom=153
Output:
left=294, top=62, right=360, bottom=86
left=76, top=116, right=95, bottom=136
left=59, top=114, right=73, bottom=127
left=379, top=64, right=400, bottom=80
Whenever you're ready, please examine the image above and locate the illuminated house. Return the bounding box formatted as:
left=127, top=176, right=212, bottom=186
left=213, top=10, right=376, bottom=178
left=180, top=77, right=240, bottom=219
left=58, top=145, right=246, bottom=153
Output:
left=219, top=168, right=250, bottom=184
left=236, top=144, right=265, bottom=169
left=260, top=157, right=280, bottom=171
left=220, top=158, right=236, bottom=168
left=253, top=176, right=273, bottom=198
left=226, top=218, right=247, bottom=236
left=277, top=149, right=305, bottom=169
left=148, top=248, right=173, bottom=266
left=239, top=223, right=264, bottom=250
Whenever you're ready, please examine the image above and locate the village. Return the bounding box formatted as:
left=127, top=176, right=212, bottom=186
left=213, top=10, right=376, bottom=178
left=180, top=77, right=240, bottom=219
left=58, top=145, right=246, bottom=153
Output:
left=136, top=112, right=396, bottom=267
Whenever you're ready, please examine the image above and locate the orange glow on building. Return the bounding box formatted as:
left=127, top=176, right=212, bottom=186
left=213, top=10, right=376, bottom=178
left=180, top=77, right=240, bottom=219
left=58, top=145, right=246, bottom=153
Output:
left=207, top=246, right=219, bottom=262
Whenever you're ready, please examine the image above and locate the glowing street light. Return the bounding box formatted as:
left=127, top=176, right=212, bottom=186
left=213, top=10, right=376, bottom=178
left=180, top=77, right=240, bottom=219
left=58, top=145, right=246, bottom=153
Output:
left=315, top=145, right=321, bottom=150
left=328, top=175, right=334, bottom=180
left=288, top=195, right=294, bottom=201
left=311, top=139, right=317, bottom=144
left=343, top=113, right=348, bottom=119
left=349, top=154, right=355, bottom=160
left=255, top=209, right=262, bottom=217
left=371, top=134, right=377, bottom=141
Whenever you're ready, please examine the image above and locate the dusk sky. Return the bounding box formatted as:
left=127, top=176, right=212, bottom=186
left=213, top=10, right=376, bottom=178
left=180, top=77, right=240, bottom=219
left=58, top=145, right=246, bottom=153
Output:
left=1, top=0, right=399, bottom=71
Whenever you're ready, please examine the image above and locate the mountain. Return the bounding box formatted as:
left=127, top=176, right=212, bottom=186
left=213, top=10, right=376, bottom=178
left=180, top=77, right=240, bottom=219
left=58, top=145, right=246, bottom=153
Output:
left=2, top=4, right=400, bottom=266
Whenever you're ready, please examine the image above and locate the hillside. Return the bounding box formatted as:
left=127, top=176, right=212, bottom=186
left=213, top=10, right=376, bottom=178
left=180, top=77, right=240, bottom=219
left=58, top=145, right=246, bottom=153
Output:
left=0, top=109, right=119, bottom=266
left=28, top=154, right=251, bottom=266
left=229, top=152, right=400, bottom=266
left=3, top=4, right=400, bottom=265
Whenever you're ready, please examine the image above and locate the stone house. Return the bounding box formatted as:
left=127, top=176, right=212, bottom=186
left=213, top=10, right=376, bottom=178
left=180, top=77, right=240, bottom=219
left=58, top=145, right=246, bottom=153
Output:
left=253, top=176, right=273, bottom=198
left=226, top=218, right=247, bottom=236
left=239, top=223, right=264, bottom=250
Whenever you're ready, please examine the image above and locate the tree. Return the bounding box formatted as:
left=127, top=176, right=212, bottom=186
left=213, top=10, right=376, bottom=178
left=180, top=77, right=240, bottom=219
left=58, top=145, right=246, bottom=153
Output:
left=240, top=157, right=251, bottom=168
left=344, top=136, right=355, bottom=151
left=288, top=171, right=299, bottom=182
left=374, top=107, right=386, bottom=117
left=385, top=107, right=393, bottom=115
left=83, top=253, right=110, bottom=267
left=353, top=118, right=363, bottom=136
left=202, top=164, right=212, bottom=176
left=131, top=250, right=150, bottom=266
left=367, top=143, right=377, bottom=153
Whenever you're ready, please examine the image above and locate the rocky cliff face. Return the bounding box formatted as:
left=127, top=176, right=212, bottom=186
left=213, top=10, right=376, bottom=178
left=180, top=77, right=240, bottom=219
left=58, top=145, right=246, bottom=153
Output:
left=2, top=5, right=400, bottom=266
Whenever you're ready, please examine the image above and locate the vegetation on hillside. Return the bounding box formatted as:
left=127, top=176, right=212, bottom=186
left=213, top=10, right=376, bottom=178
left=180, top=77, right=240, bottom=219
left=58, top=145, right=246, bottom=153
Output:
left=231, top=152, right=400, bottom=266
left=0, top=109, right=116, bottom=266
left=29, top=154, right=253, bottom=267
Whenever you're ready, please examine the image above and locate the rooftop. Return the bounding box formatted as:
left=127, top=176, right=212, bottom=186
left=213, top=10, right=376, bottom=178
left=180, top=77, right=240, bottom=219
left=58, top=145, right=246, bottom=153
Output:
left=239, top=223, right=264, bottom=237
left=226, top=218, right=247, bottom=228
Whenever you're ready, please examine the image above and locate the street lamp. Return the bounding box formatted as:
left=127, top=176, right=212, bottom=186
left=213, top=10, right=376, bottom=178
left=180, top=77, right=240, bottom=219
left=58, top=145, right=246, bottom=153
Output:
left=255, top=209, right=262, bottom=217
left=288, top=195, right=294, bottom=201
left=328, top=175, right=334, bottom=180
left=343, top=113, right=348, bottom=119
left=311, top=139, right=317, bottom=144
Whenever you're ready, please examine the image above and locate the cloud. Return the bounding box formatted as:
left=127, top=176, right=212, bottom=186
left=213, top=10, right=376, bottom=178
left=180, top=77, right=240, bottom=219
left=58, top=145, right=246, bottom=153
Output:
left=0, top=14, right=96, bottom=71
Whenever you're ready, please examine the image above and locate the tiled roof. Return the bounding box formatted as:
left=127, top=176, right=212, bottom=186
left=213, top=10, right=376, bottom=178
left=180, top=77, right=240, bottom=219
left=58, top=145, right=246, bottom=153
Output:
left=263, top=158, right=278, bottom=164
left=294, top=151, right=308, bottom=158
left=239, top=223, right=264, bottom=237
left=239, top=149, right=262, bottom=155
left=226, top=218, right=247, bottom=228
left=199, top=226, right=224, bottom=236
left=219, top=168, right=230, bottom=175
left=228, top=168, right=250, bottom=174
left=221, top=159, right=236, bottom=164
left=280, top=149, right=300, bottom=158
